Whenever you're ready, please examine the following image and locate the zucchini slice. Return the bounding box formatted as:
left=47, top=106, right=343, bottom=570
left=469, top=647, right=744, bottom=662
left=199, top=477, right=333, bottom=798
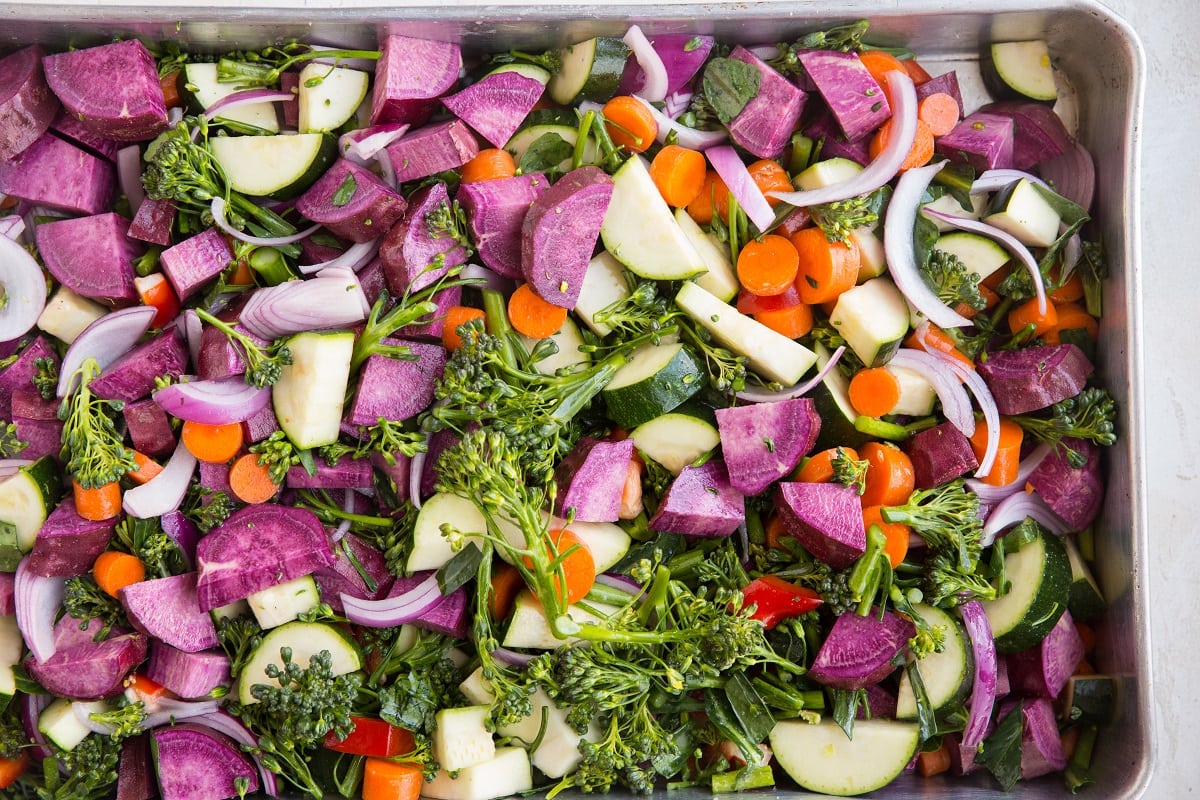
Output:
left=981, top=527, right=1071, bottom=653
left=0, top=456, right=63, bottom=566
left=272, top=330, right=354, bottom=450
left=983, top=177, right=1062, bottom=248
left=504, top=123, right=596, bottom=173
left=630, top=407, right=720, bottom=475
left=239, top=621, right=361, bottom=705
left=829, top=277, right=910, bottom=368
left=770, top=718, right=920, bottom=796
left=933, top=230, right=1012, bottom=281
left=982, top=40, right=1058, bottom=103
left=297, top=63, right=370, bottom=133
left=546, top=37, right=630, bottom=105
left=209, top=132, right=337, bottom=199
left=183, top=62, right=280, bottom=132
left=896, top=603, right=973, bottom=719
left=602, top=340, right=705, bottom=429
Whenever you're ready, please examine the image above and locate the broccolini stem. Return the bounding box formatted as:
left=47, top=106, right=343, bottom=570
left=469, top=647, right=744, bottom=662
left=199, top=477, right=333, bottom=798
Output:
left=482, top=288, right=521, bottom=371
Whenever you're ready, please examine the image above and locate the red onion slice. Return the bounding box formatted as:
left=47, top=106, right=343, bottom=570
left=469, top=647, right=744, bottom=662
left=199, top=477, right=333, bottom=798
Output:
left=239, top=272, right=369, bottom=340
left=58, top=306, right=156, bottom=397
left=887, top=348, right=974, bottom=436
left=211, top=197, right=320, bottom=248
left=492, top=647, right=536, bottom=667
left=183, top=309, right=203, bottom=369
left=0, top=215, right=25, bottom=242
left=632, top=96, right=728, bottom=151
left=15, top=558, right=66, bottom=664
left=970, top=168, right=1048, bottom=195
left=663, top=90, right=693, bottom=119
left=886, top=162, right=974, bottom=329
left=0, top=459, right=31, bottom=481
left=297, top=239, right=379, bottom=275
left=117, top=146, right=145, bottom=216
left=0, top=232, right=48, bottom=343
left=341, top=573, right=443, bottom=627
left=142, top=697, right=221, bottom=730
left=967, top=443, right=1052, bottom=504
left=623, top=25, right=669, bottom=102
left=461, top=263, right=513, bottom=294
left=409, top=438, right=429, bottom=509
left=959, top=600, right=998, bottom=749
left=706, top=145, right=775, bottom=232
left=735, top=346, right=845, bottom=403
left=769, top=69, right=916, bottom=207
left=205, top=88, right=295, bottom=121
left=339, top=122, right=409, bottom=163
left=981, top=490, right=1069, bottom=547
left=19, top=693, right=54, bottom=761
left=193, top=711, right=280, bottom=797
left=153, top=375, right=271, bottom=425
left=1037, top=141, right=1095, bottom=211
left=123, top=437, right=198, bottom=519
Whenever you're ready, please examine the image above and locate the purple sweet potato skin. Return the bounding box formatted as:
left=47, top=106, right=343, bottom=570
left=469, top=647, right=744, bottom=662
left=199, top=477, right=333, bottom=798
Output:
left=458, top=173, right=551, bottom=279
left=51, top=107, right=120, bottom=162
left=42, top=40, right=168, bottom=142
left=124, top=398, right=176, bottom=458
left=0, top=130, right=114, bottom=215
left=905, top=421, right=980, bottom=490
left=858, top=682, right=897, bottom=720
left=1027, top=437, right=1103, bottom=530
left=521, top=166, right=613, bottom=308
left=91, top=327, right=189, bottom=403
left=384, top=119, right=479, bottom=183
left=774, top=482, right=865, bottom=569
left=286, top=454, right=374, bottom=489
left=152, top=725, right=259, bottom=800
left=442, top=71, right=544, bottom=148
left=242, top=402, right=281, bottom=443
left=295, top=158, right=407, bottom=243
left=348, top=339, right=446, bottom=426
left=196, top=504, right=334, bottom=611
left=127, top=197, right=176, bottom=246
left=981, top=101, right=1073, bottom=171
left=977, top=343, right=1094, bottom=415
left=809, top=610, right=915, bottom=689
left=0, top=45, right=58, bottom=161
left=935, top=112, right=1014, bottom=172
left=160, top=227, right=235, bottom=302
left=797, top=50, right=890, bottom=142
left=380, top=183, right=469, bottom=294
left=727, top=47, right=807, bottom=159
left=13, top=416, right=62, bottom=461
left=1007, top=609, right=1084, bottom=699
left=27, top=496, right=115, bottom=577
left=313, top=533, right=393, bottom=613
left=649, top=457, right=745, bottom=537
left=1019, top=698, right=1067, bottom=778
left=36, top=212, right=141, bottom=303
left=147, top=642, right=231, bottom=699
left=371, top=35, right=461, bottom=126
left=26, top=632, right=147, bottom=699
left=117, top=734, right=154, bottom=800
left=198, top=318, right=268, bottom=381
left=0, top=336, right=56, bottom=418
left=120, top=572, right=219, bottom=653
left=554, top=437, right=635, bottom=523
left=716, top=398, right=821, bottom=495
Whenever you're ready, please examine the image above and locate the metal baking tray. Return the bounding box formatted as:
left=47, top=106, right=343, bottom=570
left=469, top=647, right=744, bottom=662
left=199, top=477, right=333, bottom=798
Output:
left=0, top=1, right=1150, bottom=797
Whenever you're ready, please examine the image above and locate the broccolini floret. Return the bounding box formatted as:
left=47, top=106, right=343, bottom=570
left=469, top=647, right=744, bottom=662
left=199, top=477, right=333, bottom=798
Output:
left=881, top=479, right=984, bottom=572
left=195, top=309, right=293, bottom=389
left=921, top=248, right=987, bottom=312
left=58, top=358, right=136, bottom=489
left=1011, top=387, right=1117, bottom=468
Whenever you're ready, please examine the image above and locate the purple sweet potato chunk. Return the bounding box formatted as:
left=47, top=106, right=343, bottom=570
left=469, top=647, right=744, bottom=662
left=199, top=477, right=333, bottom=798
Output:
left=935, top=112, right=1014, bottom=172
left=0, top=130, right=114, bottom=215
left=442, top=71, right=544, bottom=148
left=13, top=416, right=62, bottom=459
left=286, top=454, right=374, bottom=489
left=981, top=101, right=1073, bottom=170
left=152, top=724, right=259, bottom=800
left=380, top=183, right=469, bottom=294
left=384, top=119, right=479, bottom=183
left=160, top=227, right=235, bottom=302
left=1007, top=609, right=1084, bottom=700
left=10, top=388, right=57, bottom=420
left=42, top=40, right=168, bottom=142
left=803, top=111, right=871, bottom=166
left=313, top=533, right=393, bottom=613
left=521, top=166, right=613, bottom=308
left=977, top=343, right=1094, bottom=415
left=398, top=283, right=463, bottom=340
left=716, top=397, right=821, bottom=495
left=649, top=457, right=745, bottom=537
left=809, top=609, right=915, bottom=689
left=147, top=642, right=231, bottom=699
left=198, top=319, right=268, bottom=381
left=0, top=45, right=58, bottom=161
left=160, top=510, right=201, bottom=570
left=389, top=572, right=468, bottom=638
left=356, top=256, right=390, bottom=309
left=1019, top=698, right=1067, bottom=778
left=117, top=734, right=154, bottom=800
left=916, top=70, right=965, bottom=117
left=120, top=572, right=219, bottom=653
left=905, top=421, right=979, bottom=490
left=36, top=212, right=141, bottom=303
left=1027, top=437, right=1103, bottom=530
left=727, top=47, right=807, bottom=159
left=127, top=197, right=176, bottom=246
left=0, top=572, right=13, bottom=614
left=774, top=482, right=865, bottom=569
left=421, top=429, right=459, bottom=497
left=27, top=496, right=115, bottom=577
left=53, top=615, right=114, bottom=653
left=0, top=336, right=56, bottom=417
left=279, top=70, right=300, bottom=129
left=371, top=35, right=461, bottom=126
left=858, top=682, right=897, bottom=720
left=797, top=50, right=891, bottom=141
left=124, top=398, right=176, bottom=458
left=198, top=460, right=232, bottom=498
left=554, top=437, right=635, bottom=522
left=299, top=231, right=350, bottom=267
left=196, top=504, right=334, bottom=610
left=947, top=729, right=990, bottom=776
left=295, top=158, right=407, bottom=243
left=51, top=107, right=120, bottom=162
left=242, top=402, right=281, bottom=443
left=458, top=173, right=551, bottom=279
left=348, top=339, right=446, bottom=426
left=26, top=632, right=147, bottom=699
left=619, top=34, right=714, bottom=96
left=371, top=451, right=411, bottom=498
left=91, top=328, right=189, bottom=403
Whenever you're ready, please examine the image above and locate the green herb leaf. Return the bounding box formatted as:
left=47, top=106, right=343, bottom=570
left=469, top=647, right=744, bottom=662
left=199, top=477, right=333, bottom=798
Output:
left=436, top=542, right=482, bottom=595
left=518, top=132, right=573, bottom=174
left=978, top=702, right=1025, bottom=791
left=701, top=57, right=761, bottom=125
left=724, top=671, right=775, bottom=743
left=331, top=171, right=358, bottom=207
left=831, top=687, right=866, bottom=739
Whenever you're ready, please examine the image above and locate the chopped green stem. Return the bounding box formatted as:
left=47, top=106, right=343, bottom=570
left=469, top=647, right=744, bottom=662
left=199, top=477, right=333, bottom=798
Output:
left=482, top=288, right=522, bottom=371
left=218, top=48, right=381, bottom=88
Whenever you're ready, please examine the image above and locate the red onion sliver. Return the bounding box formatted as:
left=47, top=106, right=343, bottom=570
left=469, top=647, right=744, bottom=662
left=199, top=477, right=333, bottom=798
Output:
left=663, top=89, right=693, bottom=119
left=959, top=600, right=998, bottom=749
left=205, top=88, right=294, bottom=121
left=632, top=96, right=728, bottom=151
left=183, top=309, right=203, bottom=369
left=594, top=573, right=642, bottom=595
left=967, top=443, right=1052, bottom=504
left=706, top=145, right=775, bottom=232
left=0, top=233, right=46, bottom=343
left=0, top=459, right=31, bottom=481
left=769, top=70, right=917, bottom=207
left=142, top=698, right=222, bottom=730
left=623, top=25, right=669, bottom=102
left=194, top=711, right=280, bottom=797
left=153, top=375, right=271, bottom=425
left=340, top=122, right=409, bottom=163
left=57, top=306, right=157, bottom=397
left=492, top=647, right=536, bottom=667
left=117, top=146, right=145, bottom=215
left=0, top=215, right=25, bottom=241
left=297, top=239, right=378, bottom=275
left=887, top=349, right=974, bottom=437
left=981, top=490, right=1069, bottom=547
left=409, top=440, right=428, bottom=509
left=211, top=197, right=321, bottom=248
left=1037, top=141, right=1095, bottom=211
left=15, top=558, right=65, bottom=664
left=461, top=263, right=512, bottom=293
left=970, top=168, right=1048, bottom=195
left=341, top=573, right=443, bottom=627
left=735, top=346, right=845, bottom=403
left=239, top=272, right=369, bottom=339
left=19, top=693, right=54, bottom=762
left=123, top=437, right=198, bottom=519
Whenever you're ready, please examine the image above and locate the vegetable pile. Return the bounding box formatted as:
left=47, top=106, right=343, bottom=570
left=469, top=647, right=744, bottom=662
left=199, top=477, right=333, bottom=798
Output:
left=0, top=21, right=1117, bottom=800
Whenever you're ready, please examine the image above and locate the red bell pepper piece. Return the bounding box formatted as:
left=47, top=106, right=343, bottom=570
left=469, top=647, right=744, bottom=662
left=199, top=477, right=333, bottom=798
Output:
left=741, top=575, right=822, bottom=629
left=324, top=716, right=416, bottom=758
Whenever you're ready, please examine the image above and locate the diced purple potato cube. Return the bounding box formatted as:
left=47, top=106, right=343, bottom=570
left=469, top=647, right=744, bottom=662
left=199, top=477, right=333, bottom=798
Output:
left=279, top=71, right=300, bottom=129
left=1019, top=698, right=1068, bottom=778
left=295, top=158, right=407, bottom=243
left=380, top=182, right=469, bottom=295
left=198, top=459, right=232, bottom=500
left=384, top=119, right=479, bottom=184
left=124, top=398, right=176, bottom=458
left=976, top=343, right=1094, bottom=415
left=36, top=212, right=141, bottom=303
left=197, top=319, right=268, bottom=381
left=981, top=101, right=1073, bottom=170
left=42, top=39, right=168, bottom=142
left=313, top=532, right=393, bottom=614
left=809, top=609, right=915, bottom=689
left=370, top=451, right=411, bottom=498
left=554, top=437, right=635, bottom=523
left=348, top=339, right=446, bottom=426
left=803, top=110, right=872, bottom=166
left=147, top=642, right=232, bottom=699
left=53, top=614, right=114, bottom=652
left=716, top=397, right=821, bottom=495
left=905, top=421, right=979, bottom=490
left=26, top=632, right=147, bottom=700
left=299, top=231, right=349, bottom=267
left=442, top=71, right=544, bottom=148
left=398, top=283, right=462, bottom=340
left=1027, top=438, right=1103, bottom=531
left=947, top=729, right=990, bottom=776
left=858, top=682, right=897, bottom=720
left=458, top=172, right=551, bottom=279
left=521, top=166, right=613, bottom=308
left=12, top=417, right=62, bottom=461
left=619, top=34, right=714, bottom=96
left=27, top=496, right=115, bottom=577
left=935, top=112, right=1014, bottom=172
left=286, top=454, right=374, bottom=489
left=995, top=654, right=1012, bottom=699
left=797, top=50, right=891, bottom=142
left=119, top=572, right=219, bottom=653
left=160, top=510, right=201, bottom=570
left=727, top=47, right=808, bottom=159
left=915, top=70, right=965, bottom=117
left=10, top=388, right=58, bottom=420
left=117, top=733, right=154, bottom=800
left=774, top=482, right=865, bottom=569
left=90, top=327, right=189, bottom=403
left=421, top=429, right=459, bottom=498
left=152, top=724, right=259, bottom=800
left=649, top=457, right=745, bottom=537
left=0, top=130, right=114, bottom=215
left=389, top=571, right=469, bottom=639
left=371, top=35, right=461, bottom=126
left=242, top=402, right=281, bottom=443
left=0, top=45, right=58, bottom=161
left=356, top=257, right=390, bottom=310
left=50, top=107, right=120, bottom=162
left=127, top=197, right=176, bottom=246
left=1006, top=609, right=1084, bottom=699
left=160, top=227, right=235, bottom=302
left=0, top=336, right=56, bottom=417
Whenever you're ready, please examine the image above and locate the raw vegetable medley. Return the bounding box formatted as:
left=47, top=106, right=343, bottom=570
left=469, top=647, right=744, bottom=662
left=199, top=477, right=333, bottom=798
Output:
left=0, top=20, right=1118, bottom=800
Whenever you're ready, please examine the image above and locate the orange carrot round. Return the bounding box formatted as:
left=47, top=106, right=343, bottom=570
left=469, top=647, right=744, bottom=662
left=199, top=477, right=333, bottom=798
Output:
left=442, top=305, right=487, bottom=350
left=73, top=480, right=122, bottom=522
left=649, top=144, right=707, bottom=208
left=904, top=324, right=975, bottom=372
left=1049, top=270, right=1085, bottom=304
left=180, top=420, right=244, bottom=464
left=968, top=416, right=1024, bottom=487
left=870, top=118, right=935, bottom=171
left=737, top=234, right=800, bottom=297
left=858, top=50, right=907, bottom=88
left=127, top=452, right=163, bottom=486
left=1007, top=296, right=1059, bottom=336
left=522, top=528, right=596, bottom=605
left=459, top=148, right=517, bottom=184
left=1042, top=302, right=1098, bottom=345
left=508, top=283, right=568, bottom=339
left=93, top=551, right=146, bottom=598
left=229, top=453, right=281, bottom=504
left=362, top=758, right=423, bottom=800
left=863, top=505, right=911, bottom=568
left=916, top=744, right=952, bottom=778
left=860, top=442, right=916, bottom=508
left=686, top=170, right=730, bottom=225
left=488, top=561, right=525, bottom=621
left=0, top=752, right=30, bottom=790
left=791, top=226, right=861, bottom=304
left=794, top=446, right=860, bottom=483
left=917, top=92, right=960, bottom=136
left=754, top=302, right=814, bottom=339
left=746, top=159, right=793, bottom=207
left=602, top=95, right=658, bottom=153
left=848, top=366, right=902, bottom=418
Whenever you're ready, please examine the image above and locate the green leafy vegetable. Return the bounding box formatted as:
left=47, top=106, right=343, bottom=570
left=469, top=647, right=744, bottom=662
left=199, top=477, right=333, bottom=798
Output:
left=1011, top=387, right=1116, bottom=468
left=518, top=132, right=574, bottom=175
left=58, top=358, right=136, bottom=489
left=699, top=58, right=761, bottom=125
left=331, top=171, right=358, bottom=207
left=0, top=422, right=26, bottom=458
left=978, top=702, right=1025, bottom=791
left=33, top=356, right=58, bottom=400
left=113, top=516, right=185, bottom=579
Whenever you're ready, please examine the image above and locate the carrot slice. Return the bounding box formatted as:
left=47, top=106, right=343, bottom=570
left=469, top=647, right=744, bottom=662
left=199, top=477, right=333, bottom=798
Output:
left=848, top=367, right=902, bottom=418
left=602, top=95, right=658, bottom=153
left=863, top=505, right=910, bottom=568
left=968, top=416, right=1024, bottom=487
left=917, top=91, right=960, bottom=136
left=737, top=234, right=800, bottom=297
left=649, top=144, right=707, bottom=208
left=442, top=305, right=487, bottom=350
left=127, top=451, right=163, bottom=485
left=73, top=480, right=122, bottom=522
left=180, top=420, right=244, bottom=464
left=94, top=551, right=146, bottom=598
left=230, top=452, right=281, bottom=504
left=791, top=226, right=860, bottom=304
left=746, top=159, right=793, bottom=207
left=508, top=283, right=568, bottom=339
left=362, top=759, right=423, bottom=800
left=860, top=442, right=916, bottom=508
left=754, top=302, right=814, bottom=339
left=459, top=148, right=517, bottom=183
left=1007, top=297, right=1059, bottom=336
